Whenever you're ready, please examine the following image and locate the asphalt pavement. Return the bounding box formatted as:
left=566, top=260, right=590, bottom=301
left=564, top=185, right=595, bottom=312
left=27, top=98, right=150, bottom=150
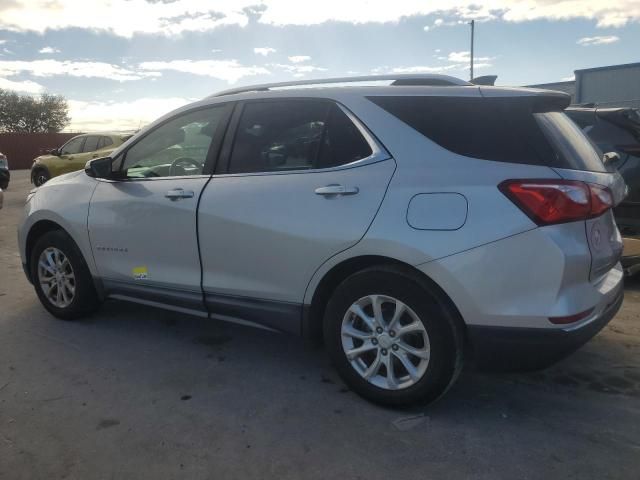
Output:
left=1, top=170, right=639, bottom=480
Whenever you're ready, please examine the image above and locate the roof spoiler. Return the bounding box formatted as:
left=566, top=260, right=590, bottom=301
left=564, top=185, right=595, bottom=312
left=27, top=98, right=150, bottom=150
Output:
left=471, top=75, right=497, bottom=86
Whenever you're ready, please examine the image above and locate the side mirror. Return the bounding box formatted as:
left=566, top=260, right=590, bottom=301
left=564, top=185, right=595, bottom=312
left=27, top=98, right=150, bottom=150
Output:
left=85, top=156, right=113, bottom=179
left=50, top=148, right=60, bottom=156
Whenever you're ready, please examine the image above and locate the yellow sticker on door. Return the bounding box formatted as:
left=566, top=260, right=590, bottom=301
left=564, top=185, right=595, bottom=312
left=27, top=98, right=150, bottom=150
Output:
left=132, top=266, right=148, bottom=280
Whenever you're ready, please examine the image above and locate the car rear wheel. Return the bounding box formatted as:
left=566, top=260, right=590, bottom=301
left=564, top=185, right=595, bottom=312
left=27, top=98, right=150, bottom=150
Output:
left=324, top=266, right=463, bottom=407
left=32, top=169, right=50, bottom=187
left=30, top=230, right=101, bottom=320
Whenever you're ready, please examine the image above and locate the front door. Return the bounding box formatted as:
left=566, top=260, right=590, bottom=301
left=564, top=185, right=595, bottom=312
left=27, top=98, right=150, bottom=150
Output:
left=198, top=99, right=395, bottom=332
left=57, top=136, right=86, bottom=175
left=88, top=104, right=232, bottom=313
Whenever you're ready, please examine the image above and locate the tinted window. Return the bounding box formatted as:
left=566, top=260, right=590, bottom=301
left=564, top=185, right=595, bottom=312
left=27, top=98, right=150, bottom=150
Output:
left=228, top=100, right=372, bottom=174
left=122, top=106, right=226, bottom=178
left=83, top=136, right=100, bottom=152
left=535, top=112, right=606, bottom=172
left=368, top=96, right=605, bottom=172
left=60, top=136, right=85, bottom=155
left=317, top=104, right=373, bottom=169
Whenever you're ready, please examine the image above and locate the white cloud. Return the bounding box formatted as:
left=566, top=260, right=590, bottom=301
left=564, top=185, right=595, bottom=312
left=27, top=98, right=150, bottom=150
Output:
left=0, top=77, right=44, bottom=93
left=254, top=47, right=276, bottom=56
left=577, top=35, right=620, bottom=46
left=139, top=59, right=270, bottom=83
left=67, top=97, right=191, bottom=131
left=0, top=60, right=159, bottom=81
left=0, top=40, right=7, bottom=45
left=0, top=1, right=638, bottom=37
left=288, top=55, right=311, bottom=63
left=444, top=50, right=494, bottom=64
left=211, top=49, right=222, bottom=53
left=423, top=25, right=430, bottom=31
left=271, top=63, right=327, bottom=76
left=38, top=46, right=60, bottom=54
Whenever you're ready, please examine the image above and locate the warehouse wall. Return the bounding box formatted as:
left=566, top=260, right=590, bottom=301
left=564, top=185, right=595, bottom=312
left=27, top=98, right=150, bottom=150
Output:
left=0, top=133, right=80, bottom=170
left=576, top=64, right=640, bottom=108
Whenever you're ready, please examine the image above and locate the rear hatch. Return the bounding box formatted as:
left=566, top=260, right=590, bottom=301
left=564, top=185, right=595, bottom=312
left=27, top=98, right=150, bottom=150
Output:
left=534, top=110, right=625, bottom=279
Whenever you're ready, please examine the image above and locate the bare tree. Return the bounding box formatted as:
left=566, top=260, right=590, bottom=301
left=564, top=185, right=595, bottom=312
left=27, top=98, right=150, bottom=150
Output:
left=0, top=89, right=70, bottom=133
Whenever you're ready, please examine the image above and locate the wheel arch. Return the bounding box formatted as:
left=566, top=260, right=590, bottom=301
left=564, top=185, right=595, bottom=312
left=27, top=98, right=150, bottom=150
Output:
left=31, top=164, right=51, bottom=184
left=302, top=255, right=466, bottom=346
left=25, top=220, right=68, bottom=280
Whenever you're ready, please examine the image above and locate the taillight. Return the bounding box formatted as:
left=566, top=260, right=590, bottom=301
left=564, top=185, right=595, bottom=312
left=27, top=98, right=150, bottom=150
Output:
left=499, top=179, right=613, bottom=226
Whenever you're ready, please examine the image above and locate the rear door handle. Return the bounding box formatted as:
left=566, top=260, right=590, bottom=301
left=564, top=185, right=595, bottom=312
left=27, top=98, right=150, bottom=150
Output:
left=315, top=184, right=359, bottom=196
left=165, top=188, right=194, bottom=200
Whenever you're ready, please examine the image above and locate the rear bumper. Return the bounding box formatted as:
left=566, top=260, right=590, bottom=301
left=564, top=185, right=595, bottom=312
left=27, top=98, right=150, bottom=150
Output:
left=468, top=288, right=624, bottom=371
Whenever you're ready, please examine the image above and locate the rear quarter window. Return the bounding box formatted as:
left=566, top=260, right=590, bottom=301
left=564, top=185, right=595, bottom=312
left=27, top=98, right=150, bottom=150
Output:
left=368, top=96, right=606, bottom=172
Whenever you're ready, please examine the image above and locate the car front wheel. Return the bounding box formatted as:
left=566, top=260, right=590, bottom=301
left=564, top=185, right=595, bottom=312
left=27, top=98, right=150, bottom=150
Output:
left=32, top=169, right=50, bottom=187
left=324, top=266, right=463, bottom=407
left=30, top=230, right=101, bottom=319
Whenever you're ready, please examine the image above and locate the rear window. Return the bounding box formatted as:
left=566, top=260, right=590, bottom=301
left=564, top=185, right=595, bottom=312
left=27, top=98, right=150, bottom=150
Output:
left=368, top=96, right=606, bottom=172
left=534, top=112, right=605, bottom=172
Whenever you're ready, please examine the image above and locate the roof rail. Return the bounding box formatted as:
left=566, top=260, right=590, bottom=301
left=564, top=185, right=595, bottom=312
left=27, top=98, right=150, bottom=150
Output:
left=210, top=74, right=472, bottom=97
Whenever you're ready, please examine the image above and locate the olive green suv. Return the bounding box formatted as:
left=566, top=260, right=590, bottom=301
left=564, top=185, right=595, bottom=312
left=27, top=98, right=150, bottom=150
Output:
left=31, top=133, right=132, bottom=186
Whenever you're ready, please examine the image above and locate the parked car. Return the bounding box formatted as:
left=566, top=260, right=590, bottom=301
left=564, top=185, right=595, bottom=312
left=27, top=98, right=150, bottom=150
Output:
left=30, top=133, right=132, bottom=186
left=0, top=151, right=9, bottom=190
left=565, top=106, right=640, bottom=275
left=18, top=75, right=626, bottom=406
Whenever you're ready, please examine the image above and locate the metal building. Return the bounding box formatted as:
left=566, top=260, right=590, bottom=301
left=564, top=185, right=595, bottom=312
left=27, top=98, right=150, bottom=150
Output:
left=526, top=62, right=640, bottom=108
left=526, top=80, right=576, bottom=103
left=574, top=62, right=640, bottom=108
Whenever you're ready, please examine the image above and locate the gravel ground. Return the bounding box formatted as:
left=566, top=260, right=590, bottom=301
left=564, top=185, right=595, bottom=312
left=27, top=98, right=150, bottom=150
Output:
left=1, top=170, right=639, bottom=480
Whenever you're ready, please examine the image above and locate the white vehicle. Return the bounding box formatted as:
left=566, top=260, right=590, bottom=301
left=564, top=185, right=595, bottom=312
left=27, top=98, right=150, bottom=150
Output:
left=18, top=75, right=626, bottom=406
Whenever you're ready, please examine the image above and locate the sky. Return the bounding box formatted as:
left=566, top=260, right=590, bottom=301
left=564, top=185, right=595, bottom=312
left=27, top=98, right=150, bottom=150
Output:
left=0, top=0, right=638, bottom=131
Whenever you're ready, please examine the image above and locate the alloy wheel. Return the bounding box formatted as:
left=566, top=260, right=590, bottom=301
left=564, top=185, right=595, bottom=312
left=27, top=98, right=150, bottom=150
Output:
left=341, top=294, right=430, bottom=390
left=37, top=247, right=76, bottom=308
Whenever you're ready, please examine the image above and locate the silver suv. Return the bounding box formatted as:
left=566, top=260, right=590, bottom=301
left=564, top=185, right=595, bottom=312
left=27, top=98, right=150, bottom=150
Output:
left=18, top=75, right=626, bottom=406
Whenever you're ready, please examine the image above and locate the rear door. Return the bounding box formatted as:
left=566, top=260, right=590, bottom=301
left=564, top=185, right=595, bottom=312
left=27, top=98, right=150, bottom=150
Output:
left=198, top=99, right=395, bottom=332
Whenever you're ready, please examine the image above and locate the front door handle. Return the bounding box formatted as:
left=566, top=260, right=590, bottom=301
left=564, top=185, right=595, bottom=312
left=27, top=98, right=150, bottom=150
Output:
left=315, top=184, right=359, bottom=196
left=165, top=188, right=194, bottom=201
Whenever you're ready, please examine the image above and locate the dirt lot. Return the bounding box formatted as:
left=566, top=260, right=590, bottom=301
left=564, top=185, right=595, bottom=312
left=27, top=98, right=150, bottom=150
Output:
left=1, top=170, right=639, bottom=480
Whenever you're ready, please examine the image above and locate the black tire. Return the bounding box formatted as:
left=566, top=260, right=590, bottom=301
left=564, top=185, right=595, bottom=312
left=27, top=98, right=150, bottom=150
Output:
left=0, top=180, right=7, bottom=190
left=30, top=230, right=101, bottom=320
left=324, top=266, right=464, bottom=407
left=32, top=168, right=50, bottom=187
